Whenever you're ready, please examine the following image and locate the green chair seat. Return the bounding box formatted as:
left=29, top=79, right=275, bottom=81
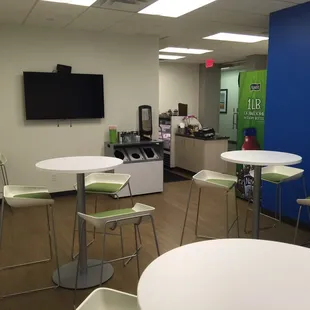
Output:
left=92, top=208, right=135, bottom=218
left=262, top=173, right=289, bottom=183
left=85, top=182, right=123, bottom=193
left=13, top=192, right=51, bottom=199
left=208, top=179, right=236, bottom=189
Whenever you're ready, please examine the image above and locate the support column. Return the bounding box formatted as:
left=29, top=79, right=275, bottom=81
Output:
left=199, top=64, right=221, bottom=130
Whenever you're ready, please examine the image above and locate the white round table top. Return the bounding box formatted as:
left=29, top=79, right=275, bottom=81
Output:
left=221, top=150, right=302, bottom=166
left=138, top=239, right=310, bottom=310
left=36, top=156, right=123, bottom=173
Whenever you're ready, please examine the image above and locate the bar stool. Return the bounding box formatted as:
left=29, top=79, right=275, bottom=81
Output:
left=0, top=185, right=60, bottom=298
left=245, top=166, right=305, bottom=232
left=180, top=170, right=239, bottom=245
left=71, top=173, right=134, bottom=260
left=75, top=203, right=160, bottom=286
left=294, top=197, right=310, bottom=244
left=76, top=288, right=138, bottom=310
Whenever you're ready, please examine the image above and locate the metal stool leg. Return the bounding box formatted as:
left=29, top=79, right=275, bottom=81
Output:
left=244, top=196, right=251, bottom=234
left=0, top=196, right=5, bottom=248
left=1, top=165, right=9, bottom=186
left=294, top=205, right=303, bottom=244
left=150, top=215, right=160, bottom=256
left=116, top=195, right=125, bottom=263
left=128, top=182, right=142, bottom=244
left=46, top=205, right=53, bottom=259
left=100, top=224, right=108, bottom=287
left=279, top=184, right=282, bottom=223
left=180, top=179, right=194, bottom=246
left=195, top=188, right=202, bottom=238
left=275, top=184, right=279, bottom=220
left=234, top=189, right=240, bottom=238
left=50, top=205, right=61, bottom=285
left=225, top=192, right=229, bottom=238
left=74, top=221, right=83, bottom=308
left=134, top=224, right=141, bottom=279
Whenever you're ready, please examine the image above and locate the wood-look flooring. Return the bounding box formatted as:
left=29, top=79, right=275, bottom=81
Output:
left=0, top=180, right=309, bottom=310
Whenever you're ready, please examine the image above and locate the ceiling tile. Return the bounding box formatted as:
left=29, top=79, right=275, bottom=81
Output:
left=106, top=13, right=175, bottom=36
left=25, top=2, right=86, bottom=28
left=67, top=7, right=133, bottom=31
left=207, top=0, right=296, bottom=15
left=179, top=5, right=269, bottom=30
left=92, top=0, right=157, bottom=13
left=0, top=0, right=37, bottom=24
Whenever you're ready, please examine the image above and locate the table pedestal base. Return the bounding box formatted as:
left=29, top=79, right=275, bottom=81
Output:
left=52, top=259, right=114, bottom=289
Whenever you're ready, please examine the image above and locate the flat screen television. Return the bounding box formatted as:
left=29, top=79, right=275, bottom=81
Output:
left=23, top=72, right=104, bottom=120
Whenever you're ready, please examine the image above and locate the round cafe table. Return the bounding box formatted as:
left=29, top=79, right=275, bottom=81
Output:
left=138, top=239, right=310, bottom=310
left=36, top=156, right=123, bottom=289
left=221, top=150, right=301, bottom=238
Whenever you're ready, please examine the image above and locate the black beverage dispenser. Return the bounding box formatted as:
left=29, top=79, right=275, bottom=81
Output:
left=138, top=105, right=152, bottom=140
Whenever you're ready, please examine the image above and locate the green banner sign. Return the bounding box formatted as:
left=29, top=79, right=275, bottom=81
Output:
left=236, top=70, right=267, bottom=198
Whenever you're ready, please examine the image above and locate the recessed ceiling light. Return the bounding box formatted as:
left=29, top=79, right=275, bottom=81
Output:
left=159, top=55, right=185, bottom=60
left=42, top=0, right=96, bottom=6
left=139, top=0, right=217, bottom=18
left=159, top=47, right=213, bottom=55
left=203, top=32, right=269, bottom=43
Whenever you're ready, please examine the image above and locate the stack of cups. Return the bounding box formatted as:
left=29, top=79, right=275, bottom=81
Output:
left=109, top=125, right=117, bottom=144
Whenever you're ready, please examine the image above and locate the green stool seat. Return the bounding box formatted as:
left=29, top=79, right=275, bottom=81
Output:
left=207, top=179, right=236, bottom=189
left=262, top=173, right=289, bottom=183
left=14, top=192, right=52, bottom=199
left=85, top=182, right=123, bottom=193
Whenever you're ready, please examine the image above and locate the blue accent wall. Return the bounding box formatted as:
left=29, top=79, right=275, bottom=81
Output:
left=264, top=1, right=310, bottom=223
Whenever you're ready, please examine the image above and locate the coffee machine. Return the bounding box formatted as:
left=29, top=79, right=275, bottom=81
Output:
left=138, top=105, right=152, bottom=140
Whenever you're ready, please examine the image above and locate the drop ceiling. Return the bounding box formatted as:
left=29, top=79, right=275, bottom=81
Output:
left=0, top=0, right=307, bottom=63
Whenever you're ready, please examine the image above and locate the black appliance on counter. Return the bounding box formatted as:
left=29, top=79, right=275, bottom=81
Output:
left=139, top=105, right=152, bottom=140
left=194, top=127, right=215, bottom=139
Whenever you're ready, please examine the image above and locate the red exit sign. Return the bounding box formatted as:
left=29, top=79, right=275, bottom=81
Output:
left=205, top=59, right=214, bottom=68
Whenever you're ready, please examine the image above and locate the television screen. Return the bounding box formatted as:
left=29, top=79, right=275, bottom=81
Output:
left=23, top=72, right=104, bottom=120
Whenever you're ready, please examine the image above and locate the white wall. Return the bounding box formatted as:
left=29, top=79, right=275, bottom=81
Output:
left=219, top=68, right=244, bottom=141
left=159, top=63, right=199, bottom=116
left=0, top=26, right=159, bottom=192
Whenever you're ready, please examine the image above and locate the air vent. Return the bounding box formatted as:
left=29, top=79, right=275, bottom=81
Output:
left=93, top=0, right=155, bottom=13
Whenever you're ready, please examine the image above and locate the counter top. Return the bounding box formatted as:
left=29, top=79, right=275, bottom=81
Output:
left=176, top=133, right=229, bottom=141
left=105, top=140, right=163, bottom=148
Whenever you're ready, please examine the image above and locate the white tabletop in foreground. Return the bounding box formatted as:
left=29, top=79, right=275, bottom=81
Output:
left=36, top=156, right=123, bottom=173
left=138, top=239, right=310, bottom=310
left=221, top=150, right=302, bottom=166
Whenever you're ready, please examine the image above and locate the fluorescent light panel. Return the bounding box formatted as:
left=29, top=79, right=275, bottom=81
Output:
left=160, top=47, right=212, bottom=55
left=42, top=0, right=96, bottom=6
left=204, top=32, right=268, bottom=43
left=159, top=55, right=185, bottom=60
left=139, top=0, right=217, bottom=18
